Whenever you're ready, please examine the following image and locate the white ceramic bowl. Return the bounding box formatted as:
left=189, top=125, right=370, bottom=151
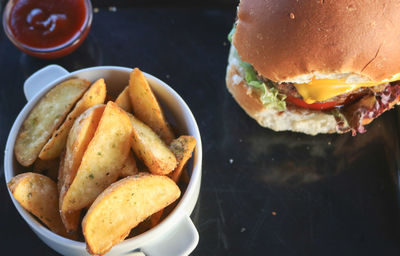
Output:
left=4, top=65, right=202, bottom=256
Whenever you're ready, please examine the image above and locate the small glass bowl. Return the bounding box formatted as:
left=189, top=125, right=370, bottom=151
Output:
left=2, top=0, right=93, bottom=59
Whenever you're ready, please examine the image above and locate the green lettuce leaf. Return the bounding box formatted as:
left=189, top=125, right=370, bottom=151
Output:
left=228, top=26, right=235, bottom=43
left=229, top=33, right=287, bottom=111
left=248, top=80, right=287, bottom=111
left=240, top=58, right=287, bottom=111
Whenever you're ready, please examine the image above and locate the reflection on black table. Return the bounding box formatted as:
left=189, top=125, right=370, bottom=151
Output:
left=1, top=2, right=400, bottom=256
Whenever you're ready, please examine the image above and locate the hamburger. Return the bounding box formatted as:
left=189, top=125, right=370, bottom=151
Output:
left=226, top=0, right=400, bottom=135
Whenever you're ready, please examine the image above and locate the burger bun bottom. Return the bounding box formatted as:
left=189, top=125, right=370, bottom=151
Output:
left=226, top=47, right=345, bottom=135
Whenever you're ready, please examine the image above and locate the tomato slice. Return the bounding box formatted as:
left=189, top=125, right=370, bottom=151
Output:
left=286, top=96, right=338, bottom=110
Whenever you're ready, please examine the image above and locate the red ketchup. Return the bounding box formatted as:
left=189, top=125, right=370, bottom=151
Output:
left=4, top=0, right=91, bottom=58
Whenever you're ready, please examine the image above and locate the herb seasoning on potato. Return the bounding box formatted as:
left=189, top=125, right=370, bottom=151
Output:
left=10, top=68, right=196, bottom=255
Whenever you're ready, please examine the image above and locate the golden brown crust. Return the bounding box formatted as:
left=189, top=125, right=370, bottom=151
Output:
left=234, top=0, right=400, bottom=82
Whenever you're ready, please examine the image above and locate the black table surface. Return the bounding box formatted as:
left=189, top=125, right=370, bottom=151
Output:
left=1, top=1, right=400, bottom=256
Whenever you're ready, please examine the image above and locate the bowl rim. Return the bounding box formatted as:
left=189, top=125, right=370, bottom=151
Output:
left=4, top=66, right=202, bottom=252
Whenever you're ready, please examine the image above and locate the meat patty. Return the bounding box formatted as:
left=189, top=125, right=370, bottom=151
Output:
left=278, top=82, right=390, bottom=104
left=259, top=73, right=389, bottom=105
left=343, top=81, right=400, bottom=134
left=257, top=73, right=400, bottom=134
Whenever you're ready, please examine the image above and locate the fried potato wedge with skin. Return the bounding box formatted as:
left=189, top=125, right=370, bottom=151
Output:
left=57, top=150, right=81, bottom=233
left=59, top=104, right=106, bottom=201
left=82, top=173, right=181, bottom=255
left=60, top=209, right=81, bottom=234
left=128, top=68, right=175, bottom=144
left=168, top=135, right=197, bottom=183
left=129, top=114, right=177, bottom=175
left=115, top=86, right=132, bottom=113
left=62, top=102, right=132, bottom=212
left=150, top=136, right=196, bottom=227
left=180, top=168, right=191, bottom=186
left=59, top=105, right=105, bottom=232
left=119, top=151, right=138, bottom=178
left=15, top=79, right=90, bottom=166
left=57, top=150, right=66, bottom=193
left=131, top=218, right=152, bottom=237
left=149, top=210, right=163, bottom=228
left=59, top=154, right=80, bottom=233
left=39, top=79, right=107, bottom=160
left=33, top=157, right=60, bottom=181
left=8, top=172, right=69, bottom=237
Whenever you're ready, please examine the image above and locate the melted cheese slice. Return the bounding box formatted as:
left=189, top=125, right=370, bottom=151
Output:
left=294, top=74, right=400, bottom=104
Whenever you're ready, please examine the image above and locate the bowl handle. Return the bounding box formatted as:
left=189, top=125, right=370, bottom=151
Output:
left=139, top=215, right=199, bottom=256
left=24, top=65, right=69, bottom=101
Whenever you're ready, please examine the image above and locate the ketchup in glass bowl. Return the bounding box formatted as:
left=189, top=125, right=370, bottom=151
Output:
left=2, top=0, right=92, bottom=59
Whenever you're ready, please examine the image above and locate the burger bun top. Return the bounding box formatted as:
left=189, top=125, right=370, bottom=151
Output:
left=233, top=0, right=400, bottom=83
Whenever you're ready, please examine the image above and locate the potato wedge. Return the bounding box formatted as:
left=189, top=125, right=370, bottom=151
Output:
left=180, top=168, right=191, bottom=186
left=119, top=151, right=138, bottom=178
left=128, top=68, right=175, bottom=144
left=58, top=150, right=82, bottom=233
left=8, top=173, right=68, bottom=237
left=150, top=135, right=196, bottom=227
left=129, top=114, right=177, bottom=175
left=33, top=158, right=60, bottom=181
left=39, top=79, right=106, bottom=160
left=15, top=79, right=90, bottom=166
left=115, top=86, right=132, bottom=113
left=82, top=173, right=180, bottom=255
left=59, top=104, right=106, bottom=201
left=168, top=136, right=196, bottom=183
left=60, top=209, right=81, bottom=235
left=57, top=150, right=66, bottom=193
left=149, top=209, right=164, bottom=229
left=58, top=105, right=105, bottom=232
left=131, top=218, right=152, bottom=237
left=62, top=102, right=132, bottom=212
left=58, top=105, right=105, bottom=233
